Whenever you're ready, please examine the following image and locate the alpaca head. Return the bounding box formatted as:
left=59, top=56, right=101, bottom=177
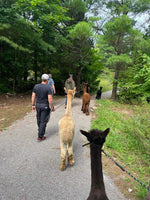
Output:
left=83, top=82, right=87, bottom=88
left=64, top=87, right=76, bottom=99
left=83, top=83, right=88, bottom=92
left=80, top=128, right=110, bottom=148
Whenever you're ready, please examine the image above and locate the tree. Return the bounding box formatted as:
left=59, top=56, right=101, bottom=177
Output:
left=93, top=0, right=150, bottom=100
left=62, top=0, right=86, bottom=25
left=118, top=51, right=150, bottom=103
left=66, top=21, right=103, bottom=93
left=96, top=15, right=137, bottom=100
left=0, top=0, right=69, bottom=92
left=117, top=19, right=150, bottom=102
left=0, top=0, right=35, bottom=91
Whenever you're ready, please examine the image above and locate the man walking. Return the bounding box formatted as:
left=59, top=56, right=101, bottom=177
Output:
left=64, top=74, right=76, bottom=108
left=32, top=74, right=55, bottom=141
left=48, top=74, right=56, bottom=96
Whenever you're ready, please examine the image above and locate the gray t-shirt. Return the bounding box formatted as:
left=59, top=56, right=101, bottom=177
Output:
left=33, top=83, right=52, bottom=105
left=65, top=79, right=75, bottom=90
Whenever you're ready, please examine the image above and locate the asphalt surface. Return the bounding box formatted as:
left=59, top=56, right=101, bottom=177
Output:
left=0, top=92, right=129, bottom=200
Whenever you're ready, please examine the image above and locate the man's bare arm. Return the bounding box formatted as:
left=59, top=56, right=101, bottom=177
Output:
left=48, top=94, right=55, bottom=111
left=52, top=84, right=56, bottom=94
left=31, top=92, right=36, bottom=111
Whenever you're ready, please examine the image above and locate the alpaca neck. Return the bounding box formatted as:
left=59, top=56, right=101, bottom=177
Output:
left=90, top=143, right=105, bottom=190
left=83, top=86, right=87, bottom=94
left=66, top=95, right=72, bottom=114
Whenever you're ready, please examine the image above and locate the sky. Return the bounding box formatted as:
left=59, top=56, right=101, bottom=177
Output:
left=86, top=3, right=150, bottom=33
left=134, top=12, right=150, bottom=31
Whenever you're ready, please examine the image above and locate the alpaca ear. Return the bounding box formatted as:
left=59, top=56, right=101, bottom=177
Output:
left=80, top=130, right=89, bottom=138
left=103, top=128, right=110, bottom=137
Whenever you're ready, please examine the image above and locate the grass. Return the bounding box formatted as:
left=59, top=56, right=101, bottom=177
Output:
left=91, top=99, right=150, bottom=199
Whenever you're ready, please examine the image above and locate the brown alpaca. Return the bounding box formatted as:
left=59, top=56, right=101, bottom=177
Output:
left=80, top=128, right=110, bottom=200
left=81, top=83, right=90, bottom=115
left=59, top=88, right=76, bottom=171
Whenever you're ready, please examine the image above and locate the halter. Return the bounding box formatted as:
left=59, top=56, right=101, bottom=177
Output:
left=82, top=142, right=91, bottom=147
left=82, top=140, right=103, bottom=147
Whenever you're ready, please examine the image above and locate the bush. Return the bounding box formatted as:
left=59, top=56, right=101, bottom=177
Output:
left=0, top=83, right=13, bottom=94
left=118, top=52, right=150, bottom=103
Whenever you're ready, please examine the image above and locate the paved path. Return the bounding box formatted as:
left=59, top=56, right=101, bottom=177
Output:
left=0, top=92, right=128, bottom=200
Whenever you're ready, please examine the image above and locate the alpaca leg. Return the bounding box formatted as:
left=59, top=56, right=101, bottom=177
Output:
left=60, top=142, right=67, bottom=171
left=86, top=104, right=89, bottom=115
left=81, top=102, right=84, bottom=111
left=60, top=156, right=66, bottom=171
left=83, top=103, right=86, bottom=113
left=67, top=142, right=75, bottom=165
left=81, top=104, right=83, bottom=111
left=68, top=154, right=74, bottom=165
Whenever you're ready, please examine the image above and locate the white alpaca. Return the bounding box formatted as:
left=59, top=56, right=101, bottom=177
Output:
left=59, top=88, right=76, bottom=171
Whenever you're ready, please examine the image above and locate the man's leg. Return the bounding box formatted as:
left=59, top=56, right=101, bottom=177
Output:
left=36, top=106, right=41, bottom=138
left=65, top=96, right=67, bottom=108
left=38, top=106, right=50, bottom=138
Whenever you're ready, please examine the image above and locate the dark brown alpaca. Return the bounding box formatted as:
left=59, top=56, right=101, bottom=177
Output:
left=80, top=128, right=110, bottom=200
left=81, top=83, right=90, bottom=115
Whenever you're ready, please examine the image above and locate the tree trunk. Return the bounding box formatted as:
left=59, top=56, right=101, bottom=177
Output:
left=23, top=67, right=28, bottom=82
left=111, top=63, right=120, bottom=100
left=12, top=79, right=16, bottom=92
left=34, top=50, right=38, bottom=84
left=76, top=66, right=81, bottom=97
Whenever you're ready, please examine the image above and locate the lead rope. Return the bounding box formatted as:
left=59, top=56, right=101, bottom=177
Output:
left=101, top=149, right=150, bottom=191
left=82, top=142, right=150, bottom=191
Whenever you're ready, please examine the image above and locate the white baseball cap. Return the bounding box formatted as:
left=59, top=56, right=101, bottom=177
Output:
left=41, top=74, right=49, bottom=80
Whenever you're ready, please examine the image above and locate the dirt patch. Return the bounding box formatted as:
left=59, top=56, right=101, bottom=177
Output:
left=0, top=93, right=31, bottom=131
left=112, top=107, right=135, bottom=118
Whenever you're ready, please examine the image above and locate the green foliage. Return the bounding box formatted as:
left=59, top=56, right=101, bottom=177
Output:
left=96, top=69, right=113, bottom=92
left=94, top=0, right=150, bottom=16
left=64, top=21, right=103, bottom=93
left=0, top=0, right=72, bottom=92
left=96, top=15, right=138, bottom=100
left=68, top=21, right=92, bottom=40
left=0, top=35, right=31, bottom=52
left=132, top=0, right=150, bottom=13
left=137, top=185, right=148, bottom=199
left=0, top=83, right=13, bottom=94
left=81, top=48, right=104, bottom=91
left=94, top=0, right=150, bottom=101
left=0, top=0, right=150, bottom=97
left=118, top=51, right=150, bottom=103
left=103, top=15, right=134, bottom=50
left=107, top=54, right=132, bottom=67
left=0, top=0, right=100, bottom=93
left=63, top=0, right=86, bottom=25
